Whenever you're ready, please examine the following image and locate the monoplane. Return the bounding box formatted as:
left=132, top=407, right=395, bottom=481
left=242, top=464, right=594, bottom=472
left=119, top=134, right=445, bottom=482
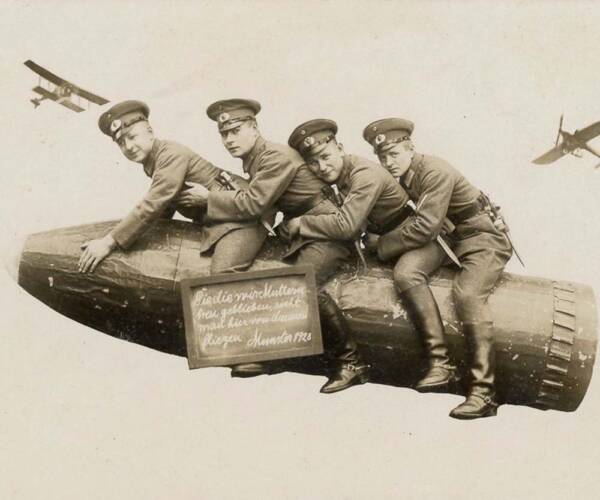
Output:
left=24, top=60, right=109, bottom=112
left=532, top=115, right=600, bottom=166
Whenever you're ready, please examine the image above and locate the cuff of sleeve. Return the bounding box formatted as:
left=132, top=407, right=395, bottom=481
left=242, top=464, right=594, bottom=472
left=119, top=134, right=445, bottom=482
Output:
left=111, top=216, right=145, bottom=250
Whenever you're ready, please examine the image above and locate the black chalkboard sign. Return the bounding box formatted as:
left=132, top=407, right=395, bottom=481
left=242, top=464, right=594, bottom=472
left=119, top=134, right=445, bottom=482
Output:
left=181, top=265, right=323, bottom=369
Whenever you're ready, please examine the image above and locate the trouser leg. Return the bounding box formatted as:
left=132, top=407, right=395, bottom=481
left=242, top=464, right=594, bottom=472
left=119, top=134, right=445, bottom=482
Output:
left=295, top=240, right=355, bottom=362
left=210, top=225, right=271, bottom=378
left=400, top=284, right=458, bottom=391
left=449, top=247, right=508, bottom=419
left=294, top=241, right=370, bottom=393
left=393, top=243, right=457, bottom=391
left=318, top=292, right=359, bottom=364
left=211, top=224, right=267, bottom=275
left=463, top=321, right=495, bottom=397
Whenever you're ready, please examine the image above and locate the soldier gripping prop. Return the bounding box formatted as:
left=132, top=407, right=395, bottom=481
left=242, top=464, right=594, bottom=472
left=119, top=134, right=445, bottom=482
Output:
left=283, top=118, right=420, bottom=392
left=321, top=184, right=369, bottom=270
left=363, top=118, right=514, bottom=419
left=78, top=99, right=266, bottom=276
left=178, top=99, right=371, bottom=392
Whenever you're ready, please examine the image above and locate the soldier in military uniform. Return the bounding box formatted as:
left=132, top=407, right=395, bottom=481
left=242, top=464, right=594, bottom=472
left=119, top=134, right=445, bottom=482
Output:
left=283, top=119, right=412, bottom=391
left=78, top=100, right=266, bottom=275
left=180, top=99, right=370, bottom=391
left=362, top=118, right=513, bottom=419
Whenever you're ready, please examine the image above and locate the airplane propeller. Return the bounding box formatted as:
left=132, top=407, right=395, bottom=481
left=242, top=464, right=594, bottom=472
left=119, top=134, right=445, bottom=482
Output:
left=555, top=114, right=564, bottom=146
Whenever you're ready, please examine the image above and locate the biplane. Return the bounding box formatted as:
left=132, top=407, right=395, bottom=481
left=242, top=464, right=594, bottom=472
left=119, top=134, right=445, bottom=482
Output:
left=24, top=60, right=109, bottom=112
left=532, top=115, right=600, bottom=166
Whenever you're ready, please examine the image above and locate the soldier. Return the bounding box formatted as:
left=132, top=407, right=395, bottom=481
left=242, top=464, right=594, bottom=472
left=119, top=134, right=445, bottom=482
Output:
left=179, top=101, right=369, bottom=391
left=283, top=119, right=411, bottom=390
left=362, top=118, right=513, bottom=419
left=78, top=100, right=266, bottom=275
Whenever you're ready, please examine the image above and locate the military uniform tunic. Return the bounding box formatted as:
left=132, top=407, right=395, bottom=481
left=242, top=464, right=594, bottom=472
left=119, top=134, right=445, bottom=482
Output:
left=298, top=154, right=409, bottom=241
left=204, top=136, right=351, bottom=285
left=110, top=138, right=265, bottom=273
left=207, top=137, right=303, bottom=222
left=380, top=153, right=512, bottom=323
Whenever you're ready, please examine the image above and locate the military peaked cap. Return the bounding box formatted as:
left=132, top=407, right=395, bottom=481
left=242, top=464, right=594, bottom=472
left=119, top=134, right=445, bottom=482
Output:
left=98, top=100, right=150, bottom=141
left=363, top=118, right=414, bottom=153
left=206, top=98, right=261, bottom=132
left=288, top=119, right=338, bottom=157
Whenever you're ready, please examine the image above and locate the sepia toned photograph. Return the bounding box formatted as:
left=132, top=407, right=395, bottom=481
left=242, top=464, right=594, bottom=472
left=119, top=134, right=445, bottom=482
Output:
left=1, top=1, right=599, bottom=499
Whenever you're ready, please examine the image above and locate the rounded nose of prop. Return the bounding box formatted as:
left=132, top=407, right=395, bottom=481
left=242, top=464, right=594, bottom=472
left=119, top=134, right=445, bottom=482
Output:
left=2, top=234, right=26, bottom=283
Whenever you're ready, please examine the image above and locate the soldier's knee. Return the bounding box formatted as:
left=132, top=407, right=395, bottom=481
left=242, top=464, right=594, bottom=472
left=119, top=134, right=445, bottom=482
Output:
left=210, top=259, right=251, bottom=275
left=453, top=287, right=477, bottom=308
left=453, top=287, right=487, bottom=322
left=393, top=266, right=426, bottom=293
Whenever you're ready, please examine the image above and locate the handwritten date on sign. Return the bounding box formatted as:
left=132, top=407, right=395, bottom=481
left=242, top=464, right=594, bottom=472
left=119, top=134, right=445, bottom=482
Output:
left=181, top=266, right=323, bottom=369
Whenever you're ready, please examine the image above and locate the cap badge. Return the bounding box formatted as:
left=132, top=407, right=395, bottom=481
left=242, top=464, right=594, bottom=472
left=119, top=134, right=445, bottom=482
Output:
left=375, top=133, right=386, bottom=145
left=300, top=129, right=306, bottom=135
left=110, top=119, right=122, bottom=133
left=218, top=112, right=230, bottom=123
left=304, top=136, right=315, bottom=147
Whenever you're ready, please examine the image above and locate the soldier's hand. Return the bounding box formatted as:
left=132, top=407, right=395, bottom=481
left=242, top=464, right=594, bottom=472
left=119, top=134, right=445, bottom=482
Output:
left=493, top=215, right=508, bottom=232
left=280, top=217, right=301, bottom=239
left=363, top=232, right=380, bottom=253
left=177, top=182, right=209, bottom=208
left=277, top=221, right=290, bottom=240
left=78, top=235, right=116, bottom=273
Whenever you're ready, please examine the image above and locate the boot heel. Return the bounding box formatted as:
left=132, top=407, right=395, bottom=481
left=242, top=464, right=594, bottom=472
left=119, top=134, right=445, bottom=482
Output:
left=449, top=394, right=498, bottom=420
left=415, top=367, right=457, bottom=393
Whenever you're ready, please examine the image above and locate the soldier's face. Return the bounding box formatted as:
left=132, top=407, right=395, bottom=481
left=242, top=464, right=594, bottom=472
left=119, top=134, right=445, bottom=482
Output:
left=378, top=142, right=414, bottom=178
left=220, top=121, right=259, bottom=158
left=306, top=141, right=345, bottom=183
left=117, top=122, right=154, bottom=163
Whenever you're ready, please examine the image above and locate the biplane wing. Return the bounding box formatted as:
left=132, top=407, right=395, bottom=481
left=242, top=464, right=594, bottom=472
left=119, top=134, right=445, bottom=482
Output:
left=532, top=145, right=567, bottom=165
left=32, top=86, right=85, bottom=113
left=24, top=60, right=66, bottom=87
left=68, top=83, right=109, bottom=106
left=574, top=121, right=600, bottom=143
left=24, top=60, right=109, bottom=105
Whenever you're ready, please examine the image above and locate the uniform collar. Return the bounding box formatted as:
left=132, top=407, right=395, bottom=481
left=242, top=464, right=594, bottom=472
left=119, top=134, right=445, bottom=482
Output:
left=242, top=136, right=266, bottom=173
left=143, top=138, right=161, bottom=176
left=335, top=154, right=353, bottom=190
left=401, top=152, right=424, bottom=189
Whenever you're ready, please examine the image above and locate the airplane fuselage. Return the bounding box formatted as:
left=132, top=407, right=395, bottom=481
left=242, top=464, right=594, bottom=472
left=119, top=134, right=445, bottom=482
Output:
left=560, top=131, right=600, bottom=159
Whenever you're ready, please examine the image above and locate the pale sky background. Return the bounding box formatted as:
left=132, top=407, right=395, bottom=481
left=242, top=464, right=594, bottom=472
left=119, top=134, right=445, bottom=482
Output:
left=1, top=1, right=600, bottom=499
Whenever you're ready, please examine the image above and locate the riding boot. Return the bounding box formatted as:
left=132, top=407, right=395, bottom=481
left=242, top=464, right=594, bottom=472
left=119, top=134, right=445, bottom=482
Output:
left=400, top=284, right=457, bottom=392
left=449, top=321, right=498, bottom=419
left=318, top=293, right=370, bottom=394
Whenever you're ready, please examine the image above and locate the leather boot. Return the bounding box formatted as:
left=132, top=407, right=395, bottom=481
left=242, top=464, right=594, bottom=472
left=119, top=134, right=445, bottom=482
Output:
left=450, top=321, right=498, bottom=419
left=230, top=362, right=270, bottom=378
left=318, top=293, right=370, bottom=394
left=401, top=284, right=457, bottom=392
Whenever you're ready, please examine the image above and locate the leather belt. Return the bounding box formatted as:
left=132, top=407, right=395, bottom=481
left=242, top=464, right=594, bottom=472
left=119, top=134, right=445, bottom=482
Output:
left=447, top=196, right=486, bottom=225
left=373, top=206, right=412, bottom=234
